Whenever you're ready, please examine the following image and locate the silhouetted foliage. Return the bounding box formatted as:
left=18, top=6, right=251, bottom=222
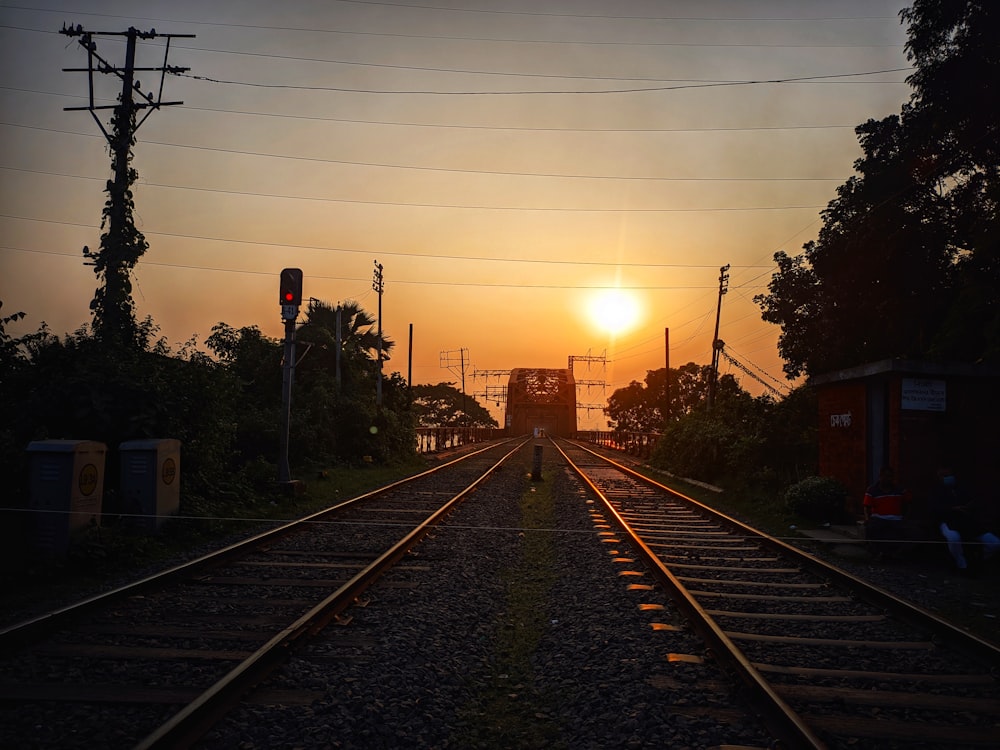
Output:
left=411, top=382, right=498, bottom=428
left=1, top=296, right=417, bottom=541
left=759, top=385, right=819, bottom=486
left=204, top=323, right=283, bottom=464
left=604, top=363, right=816, bottom=491
left=605, top=363, right=744, bottom=433
left=2, top=319, right=244, bottom=517
left=87, top=107, right=150, bottom=349
left=293, top=299, right=413, bottom=464
left=604, top=375, right=664, bottom=433
left=650, top=386, right=817, bottom=490
left=783, top=476, right=851, bottom=524
left=755, top=0, right=1000, bottom=378
left=652, top=384, right=769, bottom=485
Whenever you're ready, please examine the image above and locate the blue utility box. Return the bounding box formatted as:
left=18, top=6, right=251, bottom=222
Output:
left=26, top=440, right=106, bottom=556
left=119, top=439, right=181, bottom=530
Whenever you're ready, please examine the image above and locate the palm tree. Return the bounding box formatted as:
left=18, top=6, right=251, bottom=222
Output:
left=301, top=299, right=394, bottom=361
left=296, top=300, right=395, bottom=395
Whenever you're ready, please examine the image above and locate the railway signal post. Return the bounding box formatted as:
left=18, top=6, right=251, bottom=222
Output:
left=279, top=269, right=303, bottom=487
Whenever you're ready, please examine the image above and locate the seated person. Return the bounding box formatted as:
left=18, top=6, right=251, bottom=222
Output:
left=929, top=466, right=999, bottom=574
left=863, top=467, right=910, bottom=559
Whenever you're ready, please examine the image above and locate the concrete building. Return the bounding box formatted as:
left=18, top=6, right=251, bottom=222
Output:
left=810, top=359, right=1000, bottom=522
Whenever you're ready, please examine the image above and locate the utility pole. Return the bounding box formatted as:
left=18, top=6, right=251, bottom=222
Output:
left=707, top=264, right=730, bottom=410
left=441, top=348, right=469, bottom=424
left=664, top=327, right=671, bottom=422
left=335, top=305, right=343, bottom=389
left=373, top=260, right=384, bottom=409
left=61, top=24, right=193, bottom=346
left=407, top=323, right=413, bottom=391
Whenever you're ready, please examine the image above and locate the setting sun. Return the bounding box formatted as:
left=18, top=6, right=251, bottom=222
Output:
left=588, top=289, right=641, bottom=335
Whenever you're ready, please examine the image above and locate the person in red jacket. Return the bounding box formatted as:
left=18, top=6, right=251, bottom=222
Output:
left=863, top=466, right=911, bottom=559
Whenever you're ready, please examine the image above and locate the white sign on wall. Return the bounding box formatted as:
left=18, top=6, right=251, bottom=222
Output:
left=901, top=378, right=946, bottom=412
left=830, top=412, right=852, bottom=427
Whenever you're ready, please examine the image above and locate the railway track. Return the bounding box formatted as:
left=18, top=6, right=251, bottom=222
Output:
left=200, top=438, right=776, bottom=749
left=0, top=437, right=527, bottom=749
left=555, top=437, right=1000, bottom=749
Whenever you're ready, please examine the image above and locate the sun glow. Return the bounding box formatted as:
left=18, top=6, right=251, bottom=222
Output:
left=588, top=288, right=641, bottom=335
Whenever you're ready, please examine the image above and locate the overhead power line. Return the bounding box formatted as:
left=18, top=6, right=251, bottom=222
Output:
left=719, top=347, right=789, bottom=396
left=0, top=4, right=906, bottom=38
left=161, top=48, right=908, bottom=86
left=0, top=19, right=906, bottom=48
left=322, top=1, right=900, bottom=23
left=0, top=93, right=864, bottom=134
left=0, top=167, right=826, bottom=213
left=0, top=146, right=846, bottom=183
left=0, top=246, right=745, bottom=291
left=174, top=67, right=911, bottom=96
left=0, top=213, right=774, bottom=269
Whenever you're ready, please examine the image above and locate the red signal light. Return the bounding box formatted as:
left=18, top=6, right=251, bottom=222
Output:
left=279, top=268, right=303, bottom=306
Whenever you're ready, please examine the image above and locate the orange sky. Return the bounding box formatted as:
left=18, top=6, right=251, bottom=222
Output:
left=0, top=1, right=913, bottom=428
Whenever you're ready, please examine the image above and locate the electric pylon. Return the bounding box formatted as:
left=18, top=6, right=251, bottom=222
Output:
left=60, top=24, right=193, bottom=346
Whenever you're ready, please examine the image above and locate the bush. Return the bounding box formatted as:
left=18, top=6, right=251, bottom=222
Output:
left=783, top=476, right=851, bottom=523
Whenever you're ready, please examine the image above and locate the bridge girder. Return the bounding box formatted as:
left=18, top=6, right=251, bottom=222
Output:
left=505, top=367, right=577, bottom=436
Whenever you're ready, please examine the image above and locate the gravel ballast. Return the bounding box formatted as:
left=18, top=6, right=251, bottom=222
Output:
left=7, top=441, right=997, bottom=749
left=200, top=447, right=773, bottom=749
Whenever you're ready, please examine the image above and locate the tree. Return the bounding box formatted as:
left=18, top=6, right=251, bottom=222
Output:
left=757, top=114, right=954, bottom=378
left=1, top=302, right=41, bottom=511
left=673, top=363, right=724, bottom=416
left=602, top=362, right=816, bottom=488
left=902, top=1, right=999, bottom=172
left=760, top=385, right=818, bottom=486
left=206, top=323, right=281, bottom=383
left=204, top=305, right=416, bottom=468
left=755, top=0, right=1000, bottom=378
left=605, top=380, right=656, bottom=433
left=649, top=372, right=766, bottom=484
left=0, top=300, right=29, bottom=375
left=204, top=323, right=283, bottom=462
left=299, top=300, right=393, bottom=364
left=411, top=383, right=498, bottom=428
left=605, top=363, right=742, bottom=432
left=901, top=0, right=1000, bottom=363
left=290, top=299, right=414, bottom=464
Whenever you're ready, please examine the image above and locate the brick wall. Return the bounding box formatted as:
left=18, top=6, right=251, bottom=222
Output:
left=817, top=382, right=868, bottom=514
left=816, top=370, right=1000, bottom=526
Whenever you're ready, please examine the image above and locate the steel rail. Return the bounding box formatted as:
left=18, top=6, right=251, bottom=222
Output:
left=0, top=437, right=522, bottom=653
left=563, top=438, right=1000, bottom=663
left=553, top=438, right=827, bottom=750
left=134, top=436, right=530, bottom=749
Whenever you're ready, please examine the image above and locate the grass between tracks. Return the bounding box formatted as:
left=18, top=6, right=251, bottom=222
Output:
left=452, top=469, right=566, bottom=750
